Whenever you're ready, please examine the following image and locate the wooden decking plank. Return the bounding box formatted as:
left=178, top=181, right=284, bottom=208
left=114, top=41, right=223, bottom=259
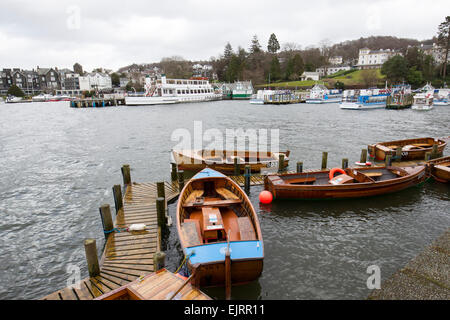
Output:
left=102, top=263, right=153, bottom=273
left=71, top=282, right=95, bottom=300
left=57, top=287, right=79, bottom=300
left=83, top=279, right=104, bottom=298
left=42, top=291, right=63, bottom=300
left=101, top=266, right=145, bottom=278
left=100, top=270, right=136, bottom=283
left=93, top=275, right=122, bottom=291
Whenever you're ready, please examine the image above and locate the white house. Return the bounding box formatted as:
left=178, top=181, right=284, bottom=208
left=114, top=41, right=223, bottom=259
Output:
left=79, top=72, right=112, bottom=91
left=357, top=48, right=402, bottom=69
left=300, top=72, right=320, bottom=81
left=316, top=66, right=352, bottom=77
left=329, top=56, right=343, bottom=65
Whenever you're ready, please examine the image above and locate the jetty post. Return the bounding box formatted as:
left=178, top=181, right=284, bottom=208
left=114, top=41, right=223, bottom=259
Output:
left=321, top=152, right=328, bottom=170
left=278, top=154, right=285, bottom=173
left=112, top=185, right=123, bottom=214
left=342, top=158, right=349, bottom=170
left=431, top=143, right=439, bottom=159
left=395, top=147, right=402, bottom=161
left=99, top=204, right=114, bottom=240
left=177, top=170, right=185, bottom=192
left=244, top=165, right=251, bottom=193
left=297, top=162, right=303, bottom=173
left=153, top=251, right=166, bottom=271
left=360, top=149, right=368, bottom=164
left=121, top=164, right=131, bottom=186
left=234, top=157, right=240, bottom=176
left=156, top=197, right=166, bottom=228
left=171, top=163, right=178, bottom=181
left=385, top=155, right=392, bottom=167
left=157, top=182, right=165, bottom=200
left=84, top=239, right=100, bottom=277
left=425, top=152, right=432, bottom=161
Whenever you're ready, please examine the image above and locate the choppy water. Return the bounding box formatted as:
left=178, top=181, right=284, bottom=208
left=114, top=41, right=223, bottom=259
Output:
left=0, top=100, right=448, bottom=300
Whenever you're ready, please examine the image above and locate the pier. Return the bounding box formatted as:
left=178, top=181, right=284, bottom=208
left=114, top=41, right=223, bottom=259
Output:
left=41, top=168, right=264, bottom=300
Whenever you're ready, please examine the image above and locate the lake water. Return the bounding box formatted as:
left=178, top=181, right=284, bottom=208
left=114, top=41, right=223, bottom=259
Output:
left=0, top=100, right=448, bottom=300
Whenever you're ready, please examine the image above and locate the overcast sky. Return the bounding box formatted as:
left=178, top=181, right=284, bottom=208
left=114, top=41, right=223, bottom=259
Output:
left=0, top=0, right=448, bottom=72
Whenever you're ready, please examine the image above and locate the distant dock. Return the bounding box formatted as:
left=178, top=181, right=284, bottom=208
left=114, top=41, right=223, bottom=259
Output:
left=70, top=98, right=125, bottom=108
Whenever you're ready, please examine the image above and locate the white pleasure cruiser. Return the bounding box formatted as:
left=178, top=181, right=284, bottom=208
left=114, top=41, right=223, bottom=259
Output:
left=412, top=92, right=434, bottom=110
left=125, top=75, right=222, bottom=106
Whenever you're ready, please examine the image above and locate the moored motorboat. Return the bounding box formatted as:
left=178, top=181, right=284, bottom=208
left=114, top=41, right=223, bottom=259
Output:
left=176, top=168, right=264, bottom=287
left=368, top=137, right=447, bottom=161
left=340, top=88, right=389, bottom=110
left=264, top=166, right=427, bottom=199
left=427, top=156, right=450, bottom=183
left=412, top=92, right=434, bottom=110
left=171, top=149, right=290, bottom=174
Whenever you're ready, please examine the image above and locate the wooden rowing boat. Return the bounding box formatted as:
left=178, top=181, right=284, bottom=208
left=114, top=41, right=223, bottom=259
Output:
left=427, top=156, right=450, bottom=183
left=368, top=137, right=447, bottom=161
left=171, top=149, right=290, bottom=174
left=176, top=168, right=264, bottom=287
left=95, top=269, right=211, bottom=300
left=264, top=166, right=427, bottom=199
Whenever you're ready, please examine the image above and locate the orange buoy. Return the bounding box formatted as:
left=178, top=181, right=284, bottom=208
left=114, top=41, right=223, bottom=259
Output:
left=259, top=191, right=273, bottom=204
left=329, top=168, right=346, bottom=180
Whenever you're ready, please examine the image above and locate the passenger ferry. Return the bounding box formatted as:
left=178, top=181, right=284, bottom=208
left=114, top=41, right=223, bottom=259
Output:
left=222, top=81, right=253, bottom=100
left=125, top=75, right=222, bottom=106
left=340, top=88, right=390, bottom=110
left=305, top=84, right=342, bottom=104
left=386, top=84, right=413, bottom=109
left=433, top=88, right=450, bottom=106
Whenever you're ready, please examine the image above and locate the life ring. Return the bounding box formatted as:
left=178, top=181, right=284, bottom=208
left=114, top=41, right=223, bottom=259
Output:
left=329, top=168, right=346, bottom=180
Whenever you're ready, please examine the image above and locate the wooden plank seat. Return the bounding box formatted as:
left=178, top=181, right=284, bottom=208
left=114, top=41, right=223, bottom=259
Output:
left=183, top=199, right=242, bottom=208
left=185, top=189, right=205, bottom=204
left=286, top=177, right=317, bottom=185
left=237, top=217, right=256, bottom=241
left=365, top=172, right=383, bottom=178
left=216, top=187, right=240, bottom=200
left=182, top=220, right=203, bottom=247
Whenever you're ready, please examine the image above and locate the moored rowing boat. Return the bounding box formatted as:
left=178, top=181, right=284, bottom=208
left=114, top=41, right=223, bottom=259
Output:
left=264, top=166, right=427, bottom=199
left=176, top=168, right=263, bottom=287
left=368, top=137, right=447, bottom=161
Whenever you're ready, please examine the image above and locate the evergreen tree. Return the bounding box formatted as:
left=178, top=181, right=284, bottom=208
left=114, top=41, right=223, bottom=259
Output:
left=7, top=85, right=25, bottom=97
left=268, top=55, right=281, bottom=81
left=224, top=42, right=234, bottom=60
left=291, top=54, right=305, bottom=80
left=250, top=35, right=262, bottom=54
left=381, top=55, right=409, bottom=84
left=267, top=33, right=280, bottom=54
left=437, top=16, right=450, bottom=79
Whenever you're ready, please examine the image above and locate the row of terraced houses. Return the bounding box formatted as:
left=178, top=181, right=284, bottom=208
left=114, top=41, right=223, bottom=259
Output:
left=0, top=65, right=113, bottom=96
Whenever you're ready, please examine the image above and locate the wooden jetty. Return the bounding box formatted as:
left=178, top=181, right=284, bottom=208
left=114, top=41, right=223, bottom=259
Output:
left=70, top=98, right=125, bottom=108
left=41, top=167, right=264, bottom=300
left=40, top=138, right=448, bottom=300
left=368, top=229, right=450, bottom=300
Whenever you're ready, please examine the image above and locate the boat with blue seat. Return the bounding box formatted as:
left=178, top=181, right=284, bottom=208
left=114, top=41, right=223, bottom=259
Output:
left=176, top=168, right=263, bottom=287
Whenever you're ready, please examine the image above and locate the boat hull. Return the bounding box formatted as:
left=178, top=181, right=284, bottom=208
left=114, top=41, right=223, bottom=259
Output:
left=185, top=242, right=264, bottom=287
left=368, top=137, right=447, bottom=161
left=427, top=156, right=450, bottom=183
left=340, top=102, right=386, bottom=110
left=172, top=150, right=290, bottom=174
left=412, top=104, right=434, bottom=110
left=305, top=98, right=342, bottom=104
left=264, top=166, right=427, bottom=199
